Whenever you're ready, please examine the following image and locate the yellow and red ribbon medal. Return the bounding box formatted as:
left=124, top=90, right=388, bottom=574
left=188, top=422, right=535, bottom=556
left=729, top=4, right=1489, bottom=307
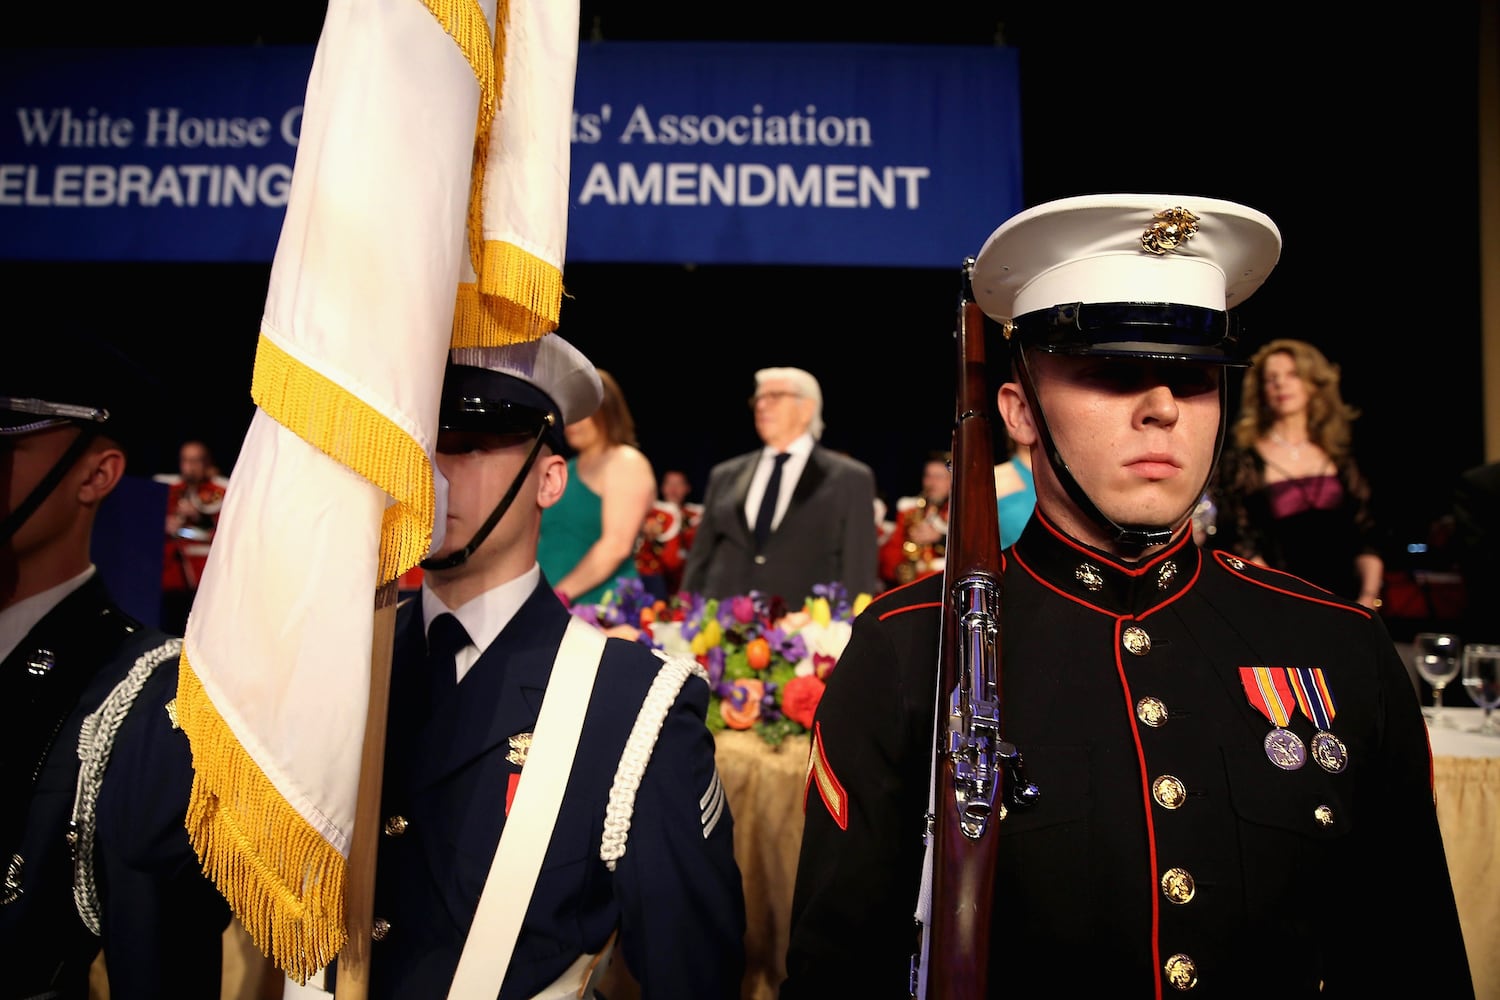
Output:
left=1240, top=666, right=1306, bottom=771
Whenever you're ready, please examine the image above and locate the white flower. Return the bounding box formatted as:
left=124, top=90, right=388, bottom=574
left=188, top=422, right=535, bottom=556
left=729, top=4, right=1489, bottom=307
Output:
left=789, top=619, right=853, bottom=677
left=652, top=620, right=694, bottom=659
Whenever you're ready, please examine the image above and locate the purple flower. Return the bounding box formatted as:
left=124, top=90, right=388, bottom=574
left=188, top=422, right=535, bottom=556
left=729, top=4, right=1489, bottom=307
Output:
left=728, top=595, right=756, bottom=625
left=705, top=646, right=725, bottom=685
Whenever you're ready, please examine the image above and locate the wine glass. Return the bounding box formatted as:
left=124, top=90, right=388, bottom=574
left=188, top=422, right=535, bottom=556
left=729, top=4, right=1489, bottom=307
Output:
left=1460, top=643, right=1500, bottom=735
left=1411, top=632, right=1462, bottom=728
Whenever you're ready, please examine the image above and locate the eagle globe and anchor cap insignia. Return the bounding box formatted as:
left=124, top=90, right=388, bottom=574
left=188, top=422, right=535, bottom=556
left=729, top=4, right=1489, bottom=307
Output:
left=1140, top=206, right=1201, bottom=255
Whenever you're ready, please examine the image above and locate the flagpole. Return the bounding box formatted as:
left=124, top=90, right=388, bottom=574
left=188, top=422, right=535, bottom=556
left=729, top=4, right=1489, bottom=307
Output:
left=335, top=580, right=400, bottom=999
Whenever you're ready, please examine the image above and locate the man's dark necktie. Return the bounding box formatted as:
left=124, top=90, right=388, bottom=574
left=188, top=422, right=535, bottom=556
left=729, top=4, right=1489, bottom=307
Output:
left=754, top=452, right=791, bottom=551
left=426, top=612, right=470, bottom=703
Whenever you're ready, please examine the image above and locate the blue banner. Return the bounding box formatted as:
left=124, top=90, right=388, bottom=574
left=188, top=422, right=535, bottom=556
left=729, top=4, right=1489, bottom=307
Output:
left=0, top=42, right=1021, bottom=268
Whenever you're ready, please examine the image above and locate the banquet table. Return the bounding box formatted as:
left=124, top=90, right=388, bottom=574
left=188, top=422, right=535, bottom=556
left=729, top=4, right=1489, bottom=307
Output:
left=1426, top=707, right=1500, bottom=999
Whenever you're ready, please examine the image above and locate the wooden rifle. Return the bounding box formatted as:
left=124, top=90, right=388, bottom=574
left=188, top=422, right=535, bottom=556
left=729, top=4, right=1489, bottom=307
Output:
left=914, top=259, right=1039, bottom=998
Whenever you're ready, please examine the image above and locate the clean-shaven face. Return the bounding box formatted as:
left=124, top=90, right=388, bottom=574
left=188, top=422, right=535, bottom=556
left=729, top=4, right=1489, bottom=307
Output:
left=1027, top=352, right=1221, bottom=547
left=430, top=430, right=542, bottom=576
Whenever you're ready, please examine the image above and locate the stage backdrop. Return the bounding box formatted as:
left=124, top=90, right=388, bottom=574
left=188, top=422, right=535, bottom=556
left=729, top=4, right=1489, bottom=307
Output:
left=0, top=41, right=1021, bottom=268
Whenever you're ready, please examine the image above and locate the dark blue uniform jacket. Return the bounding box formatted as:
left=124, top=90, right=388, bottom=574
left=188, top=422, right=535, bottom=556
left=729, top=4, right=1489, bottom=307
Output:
left=367, top=578, right=746, bottom=999
left=1, top=573, right=228, bottom=1000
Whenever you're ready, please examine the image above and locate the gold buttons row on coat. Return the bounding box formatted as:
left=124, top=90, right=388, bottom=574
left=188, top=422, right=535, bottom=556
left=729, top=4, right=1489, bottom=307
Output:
left=1127, top=624, right=1199, bottom=991
left=372, top=816, right=410, bottom=943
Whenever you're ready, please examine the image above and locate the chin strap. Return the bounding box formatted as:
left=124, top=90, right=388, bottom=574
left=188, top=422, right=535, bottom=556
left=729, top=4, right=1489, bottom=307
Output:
left=419, top=423, right=550, bottom=572
left=0, top=425, right=99, bottom=543
left=1014, top=346, right=1225, bottom=555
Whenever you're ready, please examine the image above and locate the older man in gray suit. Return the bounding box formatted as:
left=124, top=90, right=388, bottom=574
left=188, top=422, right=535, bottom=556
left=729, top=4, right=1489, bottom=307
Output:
left=681, top=367, right=880, bottom=602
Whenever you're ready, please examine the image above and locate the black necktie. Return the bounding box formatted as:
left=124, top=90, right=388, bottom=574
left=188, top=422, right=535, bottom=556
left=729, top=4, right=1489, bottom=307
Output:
left=425, top=612, right=470, bottom=702
left=754, top=452, right=791, bottom=550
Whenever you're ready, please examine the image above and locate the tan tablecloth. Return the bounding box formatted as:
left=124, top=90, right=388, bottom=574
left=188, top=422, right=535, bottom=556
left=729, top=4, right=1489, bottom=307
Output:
left=714, top=730, right=809, bottom=1000
left=1435, top=755, right=1500, bottom=999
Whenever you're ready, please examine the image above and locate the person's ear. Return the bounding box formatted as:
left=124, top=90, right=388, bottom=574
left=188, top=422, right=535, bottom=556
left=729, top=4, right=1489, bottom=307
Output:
left=536, top=452, right=569, bottom=508
left=76, top=443, right=126, bottom=506
left=997, top=382, right=1037, bottom=447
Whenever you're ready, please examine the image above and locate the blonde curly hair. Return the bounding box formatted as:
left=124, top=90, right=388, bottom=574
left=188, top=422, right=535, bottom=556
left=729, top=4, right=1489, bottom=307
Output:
left=1231, top=338, right=1361, bottom=462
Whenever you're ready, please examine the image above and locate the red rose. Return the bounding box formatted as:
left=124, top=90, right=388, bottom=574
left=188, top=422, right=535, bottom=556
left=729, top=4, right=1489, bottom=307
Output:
left=780, top=674, right=826, bottom=729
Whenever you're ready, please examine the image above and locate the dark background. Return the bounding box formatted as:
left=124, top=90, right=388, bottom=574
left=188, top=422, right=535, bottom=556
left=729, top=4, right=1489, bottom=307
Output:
left=5, top=3, right=1487, bottom=573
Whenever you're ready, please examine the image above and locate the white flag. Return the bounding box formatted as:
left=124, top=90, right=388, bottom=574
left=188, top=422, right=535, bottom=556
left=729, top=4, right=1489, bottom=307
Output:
left=175, top=0, right=578, bottom=980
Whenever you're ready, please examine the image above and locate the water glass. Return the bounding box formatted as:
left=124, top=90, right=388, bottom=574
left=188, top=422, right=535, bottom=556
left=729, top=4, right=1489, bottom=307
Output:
left=1460, top=643, right=1500, bottom=735
left=1411, top=632, right=1462, bottom=728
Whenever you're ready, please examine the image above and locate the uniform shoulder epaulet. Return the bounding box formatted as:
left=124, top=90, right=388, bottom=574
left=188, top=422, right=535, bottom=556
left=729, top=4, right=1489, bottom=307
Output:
left=71, top=636, right=184, bottom=933
left=895, top=495, right=924, bottom=513
left=598, top=652, right=710, bottom=872
left=1208, top=550, right=1371, bottom=616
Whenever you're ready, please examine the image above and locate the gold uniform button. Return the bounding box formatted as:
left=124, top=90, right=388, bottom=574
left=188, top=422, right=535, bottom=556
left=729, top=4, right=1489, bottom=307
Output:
left=1160, top=867, right=1196, bottom=904
left=383, top=815, right=409, bottom=837
left=372, top=918, right=391, bottom=941
left=754, top=554, right=768, bottom=565
left=1136, top=697, right=1168, bottom=727
left=1122, top=625, right=1151, bottom=656
left=1164, top=953, right=1198, bottom=990
left=1314, top=805, right=1334, bottom=827
left=1152, top=775, right=1187, bottom=809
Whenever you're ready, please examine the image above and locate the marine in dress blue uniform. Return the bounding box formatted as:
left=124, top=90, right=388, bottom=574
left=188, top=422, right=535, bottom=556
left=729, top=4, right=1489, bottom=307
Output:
left=323, top=336, right=744, bottom=999
left=782, top=196, right=1473, bottom=998
left=1, top=342, right=229, bottom=999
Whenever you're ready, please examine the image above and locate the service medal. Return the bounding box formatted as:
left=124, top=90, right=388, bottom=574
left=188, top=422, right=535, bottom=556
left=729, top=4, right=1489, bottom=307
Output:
left=1310, top=730, right=1348, bottom=773
left=1287, top=666, right=1349, bottom=774
left=1240, top=665, right=1306, bottom=771
left=1263, top=727, right=1307, bottom=771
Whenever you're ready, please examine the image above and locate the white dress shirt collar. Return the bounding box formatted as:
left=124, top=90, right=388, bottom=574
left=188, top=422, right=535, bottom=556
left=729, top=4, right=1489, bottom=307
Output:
left=421, top=563, right=541, bottom=683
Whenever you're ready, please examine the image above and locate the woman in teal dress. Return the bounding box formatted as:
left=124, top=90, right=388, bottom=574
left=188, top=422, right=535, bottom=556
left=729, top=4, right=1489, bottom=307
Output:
left=995, top=435, right=1036, bottom=548
left=538, top=368, right=658, bottom=607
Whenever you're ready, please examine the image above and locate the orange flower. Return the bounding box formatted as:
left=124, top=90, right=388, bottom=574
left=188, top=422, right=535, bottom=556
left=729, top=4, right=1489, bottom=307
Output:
left=780, top=674, right=826, bottom=728
left=745, top=636, right=772, bottom=670
left=720, top=678, right=765, bottom=729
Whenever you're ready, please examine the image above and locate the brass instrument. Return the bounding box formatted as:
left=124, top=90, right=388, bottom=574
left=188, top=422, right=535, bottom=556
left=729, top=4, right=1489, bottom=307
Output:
left=894, top=496, right=949, bottom=585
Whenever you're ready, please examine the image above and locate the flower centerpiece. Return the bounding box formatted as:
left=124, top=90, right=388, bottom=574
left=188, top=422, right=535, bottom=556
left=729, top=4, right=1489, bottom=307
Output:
left=569, top=579, right=873, bottom=747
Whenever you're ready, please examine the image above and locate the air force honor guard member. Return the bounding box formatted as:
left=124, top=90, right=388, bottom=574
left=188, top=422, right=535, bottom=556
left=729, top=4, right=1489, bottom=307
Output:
left=2, top=339, right=231, bottom=998
left=304, top=334, right=745, bottom=999
left=782, top=195, right=1473, bottom=997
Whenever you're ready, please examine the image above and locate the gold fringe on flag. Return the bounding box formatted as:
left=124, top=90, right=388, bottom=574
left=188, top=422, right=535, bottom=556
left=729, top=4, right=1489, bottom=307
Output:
left=446, top=0, right=564, bottom=349
left=451, top=242, right=566, bottom=347
left=251, top=333, right=434, bottom=584
left=178, top=656, right=345, bottom=984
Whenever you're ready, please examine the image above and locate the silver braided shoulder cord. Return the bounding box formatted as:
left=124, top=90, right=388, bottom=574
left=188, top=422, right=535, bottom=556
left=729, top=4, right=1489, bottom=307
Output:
left=71, top=638, right=182, bottom=933
left=599, top=652, right=709, bottom=872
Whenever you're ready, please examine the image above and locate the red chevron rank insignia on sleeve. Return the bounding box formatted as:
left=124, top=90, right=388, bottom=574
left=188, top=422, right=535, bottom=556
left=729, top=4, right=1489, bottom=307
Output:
left=803, top=721, right=849, bottom=830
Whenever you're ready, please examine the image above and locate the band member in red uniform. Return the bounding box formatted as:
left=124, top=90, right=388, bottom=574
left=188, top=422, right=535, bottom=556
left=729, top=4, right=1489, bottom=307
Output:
left=157, top=439, right=227, bottom=632
left=877, top=450, right=951, bottom=589
left=635, top=468, right=700, bottom=599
